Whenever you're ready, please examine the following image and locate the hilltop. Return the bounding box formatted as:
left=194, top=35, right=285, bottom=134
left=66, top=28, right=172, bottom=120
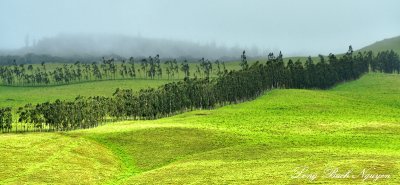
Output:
left=359, top=35, right=400, bottom=54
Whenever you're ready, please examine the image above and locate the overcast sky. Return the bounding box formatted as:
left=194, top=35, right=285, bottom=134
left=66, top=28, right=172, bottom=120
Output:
left=0, top=0, right=399, bottom=56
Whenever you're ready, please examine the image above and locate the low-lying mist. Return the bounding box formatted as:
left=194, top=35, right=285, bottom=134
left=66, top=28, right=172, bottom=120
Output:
left=4, top=34, right=262, bottom=60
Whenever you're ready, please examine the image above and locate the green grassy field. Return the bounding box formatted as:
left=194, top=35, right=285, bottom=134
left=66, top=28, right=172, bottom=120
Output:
left=0, top=73, right=399, bottom=184
left=0, top=79, right=172, bottom=109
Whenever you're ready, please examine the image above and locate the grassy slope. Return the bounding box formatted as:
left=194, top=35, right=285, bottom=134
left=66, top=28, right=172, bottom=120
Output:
left=0, top=73, right=399, bottom=184
left=359, top=35, right=400, bottom=54
left=0, top=79, right=171, bottom=109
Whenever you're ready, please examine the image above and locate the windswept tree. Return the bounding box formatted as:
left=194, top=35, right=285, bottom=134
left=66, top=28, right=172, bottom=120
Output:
left=155, top=55, right=163, bottom=79
left=180, top=60, right=190, bottom=78
left=0, top=107, right=12, bottom=132
left=128, top=57, right=136, bottom=79
left=165, top=59, right=179, bottom=79
left=173, top=59, right=179, bottom=79
left=147, top=56, right=156, bottom=79
left=305, top=56, right=316, bottom=88
left=199, top=58, right=212, bottom=79
left=140, top=58, right=148, bottom=78
left=240, top=50, right=249, bottom=70
left=165, top=60, right=172, bottom=79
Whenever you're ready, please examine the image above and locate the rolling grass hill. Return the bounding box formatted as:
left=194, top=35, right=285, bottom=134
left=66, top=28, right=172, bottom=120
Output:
left=360, top=35, right=400, bottom=54
left=1, top=73, right=399, bottom=184
left=0, top=79, right=171, bottom=109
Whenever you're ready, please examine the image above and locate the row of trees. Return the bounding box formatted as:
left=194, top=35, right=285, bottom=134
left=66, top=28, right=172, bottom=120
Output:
left=0, top=55, right=228, bottom=86
left=370, top=50, right=400, bottom=73
left=1, top=48, right=399, bottom=132
left=15, top=97, right=106, bottom=132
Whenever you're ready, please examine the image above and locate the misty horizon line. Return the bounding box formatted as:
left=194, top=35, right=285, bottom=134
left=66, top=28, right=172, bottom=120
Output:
left=0, top=33, right=389, bottom=60
left=0, top=33, right=263, bottom=59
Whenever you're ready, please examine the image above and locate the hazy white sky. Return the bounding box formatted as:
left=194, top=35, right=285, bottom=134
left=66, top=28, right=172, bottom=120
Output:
left=0, top=0, right=399, bottom=55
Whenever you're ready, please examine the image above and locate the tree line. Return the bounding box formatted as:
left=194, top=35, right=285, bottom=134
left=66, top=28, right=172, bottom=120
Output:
left=0, top=55, right=228, bottom=86
left=0, top=47, right=399, bottom=132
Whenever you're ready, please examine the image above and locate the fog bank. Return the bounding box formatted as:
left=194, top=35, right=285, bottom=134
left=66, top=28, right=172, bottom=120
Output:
left=8, top=34, right=263, bottom=60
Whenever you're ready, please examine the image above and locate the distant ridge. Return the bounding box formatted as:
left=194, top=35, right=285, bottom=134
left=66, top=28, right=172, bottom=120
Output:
left=359, top=35, right=400, bottom=54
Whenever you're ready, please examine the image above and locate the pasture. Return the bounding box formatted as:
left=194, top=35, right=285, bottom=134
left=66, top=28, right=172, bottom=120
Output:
left=0, top=73, right=399, bottom=184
